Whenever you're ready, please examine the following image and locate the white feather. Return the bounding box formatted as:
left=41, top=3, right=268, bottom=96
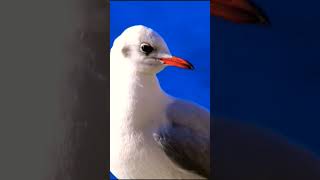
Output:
left=110, top=25, right=206, bottom=179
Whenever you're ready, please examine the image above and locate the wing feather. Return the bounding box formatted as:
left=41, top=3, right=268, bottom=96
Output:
left=153, top=100, right=210, bottom=178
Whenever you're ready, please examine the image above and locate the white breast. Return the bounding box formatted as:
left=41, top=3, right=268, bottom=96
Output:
left=110, top=69, right=203, bottom=179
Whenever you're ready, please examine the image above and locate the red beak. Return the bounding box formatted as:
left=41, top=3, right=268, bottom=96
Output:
left=160, top=56, right=194, bottom=70
left=211, top=0, right=270, bottom=25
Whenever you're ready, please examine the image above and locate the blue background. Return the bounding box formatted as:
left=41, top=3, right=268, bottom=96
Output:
left=213, top=0, right=320, bottom=156
left=110, top=1, right=209, bottom=179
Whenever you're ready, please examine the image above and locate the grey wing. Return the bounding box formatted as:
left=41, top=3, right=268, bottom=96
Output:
left=153, top=99, right=210, bottom=178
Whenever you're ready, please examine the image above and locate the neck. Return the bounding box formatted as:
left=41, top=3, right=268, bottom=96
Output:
left=110, top=62, right=169, bottom=129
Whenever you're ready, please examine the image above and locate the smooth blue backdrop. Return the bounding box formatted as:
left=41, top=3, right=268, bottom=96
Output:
left=213, top=0, right=320, bottom=155
left=110, top=2, right=210, bottom=179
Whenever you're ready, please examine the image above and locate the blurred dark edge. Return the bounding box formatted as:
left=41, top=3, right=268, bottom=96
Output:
left=53, top=0, right=109, bottom=179
left=0, top=0, right=108, bottom=179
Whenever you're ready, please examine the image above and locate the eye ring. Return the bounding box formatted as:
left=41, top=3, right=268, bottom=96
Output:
left=140, top=43, right=154, bottom=55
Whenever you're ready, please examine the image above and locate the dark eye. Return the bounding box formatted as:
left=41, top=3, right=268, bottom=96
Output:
left=140, top=43, right=154, bottom=55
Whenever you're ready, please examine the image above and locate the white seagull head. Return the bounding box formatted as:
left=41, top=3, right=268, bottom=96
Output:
left=111, top=25, right=194, bottom=75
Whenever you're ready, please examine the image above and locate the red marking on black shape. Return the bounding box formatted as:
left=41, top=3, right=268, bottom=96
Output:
left=211, top=0, right=270, bottom=25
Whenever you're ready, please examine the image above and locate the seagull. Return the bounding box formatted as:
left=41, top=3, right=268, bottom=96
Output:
left=110, top=1, right=270, bottom=179
left=110, top=25, right=209, bottom=179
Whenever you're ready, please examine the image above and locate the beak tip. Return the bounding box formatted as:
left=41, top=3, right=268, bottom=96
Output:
left=261, top=16, right=271, bottom=26
left=189, top=65, right=195, bottom=70
left=254, top=6, right=271, bottom=26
